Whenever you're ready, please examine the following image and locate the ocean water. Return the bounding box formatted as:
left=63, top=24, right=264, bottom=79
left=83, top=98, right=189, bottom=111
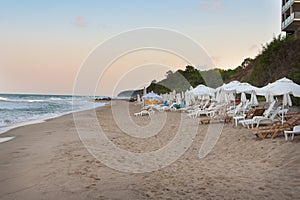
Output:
left=0, top=94, right=105, bottom=134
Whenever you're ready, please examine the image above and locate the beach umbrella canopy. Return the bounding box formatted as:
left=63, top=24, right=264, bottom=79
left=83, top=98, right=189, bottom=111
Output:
left=258, top=77, right=300, bottom=124
left=216, top=81, right=240, bottom=103
left=257, top=77, right=300, bottom=97
left=191, top=84, right=216, bottom=96
left=217, top=80, right=241, bottom=92
left=142, top=93, right=163, bottom=100
left=225, top=82, right=259, bottom=94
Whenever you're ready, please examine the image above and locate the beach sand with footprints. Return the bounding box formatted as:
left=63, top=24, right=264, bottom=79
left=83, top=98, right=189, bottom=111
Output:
left=0, top=100, right=299, bottom=199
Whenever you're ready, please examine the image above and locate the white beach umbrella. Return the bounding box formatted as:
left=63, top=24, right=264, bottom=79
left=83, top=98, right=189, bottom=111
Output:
left=184, top=90, right=190, bottom=106
left=169, top=94, right=173, bottom=103
left=218, top=91, right=226, bottom=103
left=162, top=94, right=166, bottom=102
left=191, top=84, right=216, bottom=97
left=225, top=82, right=259, bottom=94
left=219, top=80, right=241, bottom=92
left=241, top=92, right=247, bottom=103
left=190, top=92, right=195, bottom=105
left=250, top=92, right=259, bottom=106
left=173, top=90, right=176, bottom=96
left=221, top=92, right=229, bottom=103
left=269, top=93, right=275, bottom=103
left=217, top=81, right=240, bottom=104
left=262, top=77, right=300, bottom=123
left=283, top=93, right=292, bottom=107
left=176, top=93, right=182, bottom=104
left=142, top=92, right=163, bottom=100
left=143, top=87, right=147, bottom=96
left=257, top=77, right=300, bottom=97
left=228, top=92, right=235, bottom=102
left=216, top=91, right=221, bottom=103
left=280, top=93, right=292, bottom=124
left=137, top=94, right=141, bottom=104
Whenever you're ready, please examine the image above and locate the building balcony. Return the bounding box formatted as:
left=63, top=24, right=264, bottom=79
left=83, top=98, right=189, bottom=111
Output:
left=282, top=12, right=300, bottom=31
left=282, top=0, right=294, bottom=13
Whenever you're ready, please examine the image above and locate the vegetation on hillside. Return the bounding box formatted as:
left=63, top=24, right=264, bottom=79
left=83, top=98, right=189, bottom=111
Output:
left=146, top=34, right=300, bottom=94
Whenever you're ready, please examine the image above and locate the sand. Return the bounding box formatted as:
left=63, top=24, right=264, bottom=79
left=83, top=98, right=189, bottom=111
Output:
left=0, top=100, right=299, bottom=199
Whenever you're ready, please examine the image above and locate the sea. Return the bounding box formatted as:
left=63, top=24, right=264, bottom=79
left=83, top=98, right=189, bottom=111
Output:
left=0, top=94, right=106, bottom=135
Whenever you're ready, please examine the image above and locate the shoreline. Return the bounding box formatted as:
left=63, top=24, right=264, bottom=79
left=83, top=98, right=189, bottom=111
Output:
left=0, top=102, right=106, bottom=140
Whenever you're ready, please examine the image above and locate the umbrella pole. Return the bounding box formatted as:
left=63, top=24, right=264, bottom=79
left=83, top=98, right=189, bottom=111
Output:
left=282, top=97, right=284, bottom=124
left=234, top=92, right=236, bottom=117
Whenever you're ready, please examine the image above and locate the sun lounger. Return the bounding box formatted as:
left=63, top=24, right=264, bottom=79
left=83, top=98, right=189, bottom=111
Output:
left=199, top=105, right=232, bottom=124
left=254, top=107, right=285, bottom=127
left=231, top=101, right=251, bottom=126
left=134, top=109, right=155, bottom=116
left=187, top=102, right=216, bottom=118
left=239, top=100, right=279, bottom=129
left=284, top=125, right=300, bottom=141
left=239, top=108, right=265, bottom=128
left=252, top=114, right=300, bottom=139
left=227, top=102, right=243, bottom=117
left=240, top=101, right=277, bottom=129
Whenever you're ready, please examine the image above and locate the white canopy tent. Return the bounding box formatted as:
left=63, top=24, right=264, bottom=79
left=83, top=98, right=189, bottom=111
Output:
left=222, top=82, right=260, bottom=106
left=257, top=77, right=300, bottom=97
left=191, top=84, right=216, bottom=98
left=256, top=77, right=300, bottom=123
left=216, top=81, right=241, bottom=103
left=142, top=93, right=163, bottom=100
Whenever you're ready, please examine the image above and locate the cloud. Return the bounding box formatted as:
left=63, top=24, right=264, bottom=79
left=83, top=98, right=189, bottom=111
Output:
left=73, top=16, right=88, bottom=27
left=200, top=0, right=223, bottom=12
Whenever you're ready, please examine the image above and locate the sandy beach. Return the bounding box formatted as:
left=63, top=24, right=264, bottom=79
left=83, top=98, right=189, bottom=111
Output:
left=0, top=100, right=299, bottom=199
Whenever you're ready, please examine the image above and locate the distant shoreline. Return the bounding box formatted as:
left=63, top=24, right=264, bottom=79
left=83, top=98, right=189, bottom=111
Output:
left=0, top=101, right=106, bottom=138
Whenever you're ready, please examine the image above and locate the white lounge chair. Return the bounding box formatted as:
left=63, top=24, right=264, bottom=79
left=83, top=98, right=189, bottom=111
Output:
left=284, top=125, right=300, bottom=141
left=134, top=109, right=155, bottom=116
left=255, top=107, right=284, bottom=127
left=227, top=102, right=242, bottom=117
left=187, top=102, right=216, bottom=118
left=240, top=101, right=276, bottom=128
left=232, top=100, right=251, bottom=126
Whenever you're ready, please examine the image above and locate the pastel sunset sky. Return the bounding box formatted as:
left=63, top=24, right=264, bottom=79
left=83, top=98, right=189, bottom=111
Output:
left=0, top=0, right=282, bottom=95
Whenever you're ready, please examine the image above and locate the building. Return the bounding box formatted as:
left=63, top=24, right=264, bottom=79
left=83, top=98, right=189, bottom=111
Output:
left=281, top=0, right=300, bottom=35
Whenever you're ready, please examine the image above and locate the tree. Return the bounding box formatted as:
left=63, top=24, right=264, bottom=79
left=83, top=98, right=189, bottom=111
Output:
left=241, top=57, right=253, bottom=69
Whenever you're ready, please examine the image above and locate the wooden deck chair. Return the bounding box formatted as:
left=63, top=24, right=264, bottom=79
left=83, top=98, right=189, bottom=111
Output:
left=252, top=114, right=300, bottom=139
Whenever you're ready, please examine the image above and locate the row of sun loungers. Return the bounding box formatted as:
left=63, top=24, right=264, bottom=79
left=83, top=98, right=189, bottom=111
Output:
left=252, top=114, right=300, bottom=139
left=133, top=100, right=300, bottom=141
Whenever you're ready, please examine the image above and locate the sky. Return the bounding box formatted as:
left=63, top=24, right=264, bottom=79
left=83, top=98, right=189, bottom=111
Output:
left=0, top=0, right=282, bottom=96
